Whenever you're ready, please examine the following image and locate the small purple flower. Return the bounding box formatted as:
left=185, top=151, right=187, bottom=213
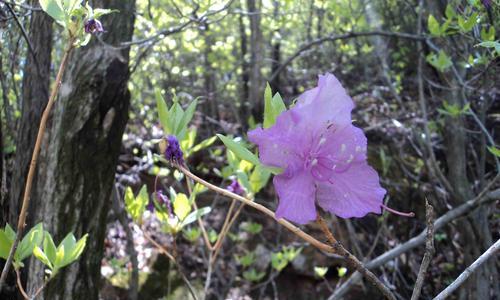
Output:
left=226, top=179, right=245, bottom=196
left=248, top=73, right=386, bottom=224
left=165, top=135, right=184, bottom=164
left=481, top=0, right=491, bottom=9
left=84, top=19, right=104, bottom=34
left=153, top=191, right=173, bottom=216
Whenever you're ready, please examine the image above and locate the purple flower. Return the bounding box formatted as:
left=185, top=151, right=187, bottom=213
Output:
left=84, top=19, right=104, bottom=34
left=165, top=135, right=184, bottom=164
left=481, top=0, right=491, bottom=9
left=150, top=191, right=173, bottom=216
left=226, top=179, right=245, bottom=196
left=248, top=73, right=386, bottom=224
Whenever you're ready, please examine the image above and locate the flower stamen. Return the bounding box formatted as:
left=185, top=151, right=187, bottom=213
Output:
left=381, top=204, right=415, bottom=217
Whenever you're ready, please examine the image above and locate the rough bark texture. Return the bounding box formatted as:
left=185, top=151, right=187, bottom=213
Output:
left=8, top=0, right=53, bottom=225
left=24, top=1, right=136, bottom=299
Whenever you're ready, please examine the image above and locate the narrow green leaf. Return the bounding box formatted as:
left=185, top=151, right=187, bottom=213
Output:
left=249, top=164, right=271, bottom=194
left=44, top=233, right=57, bottom=265
left=33, top=246, right=53, bottom=269
left=191, top=136, right=217, bottom=154
left=176, top=99, right=198, bottom=138
left=217, top=134, right=261, bottom=166
left=181, top=207, right=212, bottom=227
left=487, top=146, right=500, bottom=157
left=155, top=89, right=171, bottom=134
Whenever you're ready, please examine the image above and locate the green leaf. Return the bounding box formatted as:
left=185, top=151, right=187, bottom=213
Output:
left=428, top=15, right=441, bottom=36
left=0, top=230, right=13, bottom=260
left=263, top=83, right=286, bottom=128
left=314, top=266, right=328, bottom=278
left=217, top=134, right=261, bottom=166
left=249, top=164, right=271, bottom=194
left=33, top=246, right=53, bottom=269
left=242, top=268, right=266, bottom=282
left=426, top=50, right=452, bottom=72
left=15, top=223, right=44, bottom=263
left=173, top=193, right=191, bottom=221
left=39, top=0, right=66, bottom=24
left=43, top=233, right=57, bottom=265
left=487, top=146, right=500, bottom=157
left=125, top=185, right=149, bottom=222
left=5, top=224, right=16, bottom=242
left=477, top=41, right=500, bottom=55
left=181, top=207, right=212, bottom=227
left=63, top=0, right=80, bottom=12
left=445, top=4, right=455, bottom=19
left=92, top=8, right=118, bottom=18
left=190, top=136, right=217, bottom=154
left=168, top=99, right=184, bottom=138
left=156, top=89, right=171, bottom=134
left=176, top=99, right=198, bottom=138
left=480, top=27, right=495, bottom=42
left=70, top=234, right=88, bottom=263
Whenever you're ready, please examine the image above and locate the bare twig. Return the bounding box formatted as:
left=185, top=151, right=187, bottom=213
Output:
left=433, top=238, right=500, bottom=300
left=14, top=268, right=29, bottom=300
left=177, top=164, right=395, bottom=300
left=142, top=230, right=198, bottom=300
left=328, top=186, right=500, bottom=300
left=3, top=2, right=40, bottom=74
left=317, top=216, right=396, bottom=300
left=269, top=31, right=427, bottom=82
left=0, top=41, right=75, bottom=291
left=411, top=200, right=435, bottom=300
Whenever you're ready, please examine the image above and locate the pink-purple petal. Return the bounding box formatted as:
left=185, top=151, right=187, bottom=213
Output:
left=316, top=161, right=385, bottom=218
left=274, top=168, right=317, bottom=224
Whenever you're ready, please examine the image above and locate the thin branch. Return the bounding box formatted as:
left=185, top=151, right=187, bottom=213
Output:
left=269, top=31, right=427, bottom=82
left=0, top=41, right=75, bottom=291
left=433, top=238, right=500, bottom=300
left=328, top=185, right=500, bottom=300
left=3, top=2, right=40, bottom=73
left=177, top=164, right=395, bottom=299
left=14, top=268, right=29, bottom=300
left=411, top=200, right=435, bottom=300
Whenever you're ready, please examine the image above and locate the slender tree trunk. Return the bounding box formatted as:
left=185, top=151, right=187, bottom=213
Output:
left=238, top=3, right=250, bottom=125
left=24, top=1, right=136, bottom=299
left=246, top=0, right=263, bottom=119
left=443, top=84, right=496, bottom=300
left=269, top=0, right=281, bottom=94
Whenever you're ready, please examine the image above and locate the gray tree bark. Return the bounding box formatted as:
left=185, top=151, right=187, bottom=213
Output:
left=23, top=1, right=136, bottom=299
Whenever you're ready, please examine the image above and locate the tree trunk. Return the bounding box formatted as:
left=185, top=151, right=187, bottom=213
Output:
left=246, top=0, right=263, bottom=119
left=25, top=1, right=136, bottom=299
left=238, top=4, right=250, bottom=125
left=443, top=85, right=496, bottom=300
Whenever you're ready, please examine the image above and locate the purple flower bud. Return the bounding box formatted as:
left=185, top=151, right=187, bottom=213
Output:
left=226, top=179, right=245, bottom=196
left=84, top=19, right=104, bottom=34
left=482, top=0, right=491, bottom=9
left=157, top=191, right=173, bottom=217
left=165, top=135, right=184, bottom=164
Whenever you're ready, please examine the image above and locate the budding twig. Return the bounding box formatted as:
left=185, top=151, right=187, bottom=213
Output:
left=0, top=41, right=75, bottom=291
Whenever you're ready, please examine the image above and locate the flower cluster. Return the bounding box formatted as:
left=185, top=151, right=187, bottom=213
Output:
left=249, top=73, right=386, bottom=224
left=84, top=19, right=104, bottom=34
left=165, top=135, right=184, bottom=164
